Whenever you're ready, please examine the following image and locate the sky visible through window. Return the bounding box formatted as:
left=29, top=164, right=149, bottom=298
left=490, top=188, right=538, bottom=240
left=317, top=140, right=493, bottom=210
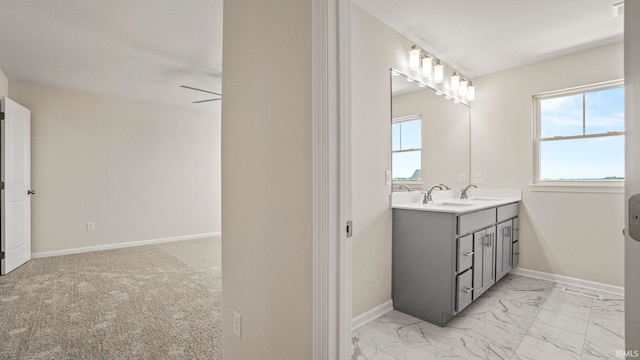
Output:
left=539, top=87, right=624, bottom=181
left=392, top=119, right=421, bottom=181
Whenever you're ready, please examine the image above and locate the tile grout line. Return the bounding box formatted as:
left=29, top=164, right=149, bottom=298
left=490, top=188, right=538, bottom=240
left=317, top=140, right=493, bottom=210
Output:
left=506, top=280, right=556, bottom=359
left=579, top=298, right=595, bottom=360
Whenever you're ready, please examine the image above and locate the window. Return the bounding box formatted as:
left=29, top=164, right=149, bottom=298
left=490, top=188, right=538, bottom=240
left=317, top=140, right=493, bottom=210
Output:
left=392, top=115, right=422, bottom=182
left=533, top=80, right=624, bottom=187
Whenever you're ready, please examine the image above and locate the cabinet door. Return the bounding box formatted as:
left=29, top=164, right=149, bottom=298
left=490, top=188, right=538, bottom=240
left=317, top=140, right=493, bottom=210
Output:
left=483, top=226, right=496, bottom=289
left=513, top=241, right=520, bottom=268
left=496, top=220, right=513, bottom=281
left=473, top=227, right=497, bottom=299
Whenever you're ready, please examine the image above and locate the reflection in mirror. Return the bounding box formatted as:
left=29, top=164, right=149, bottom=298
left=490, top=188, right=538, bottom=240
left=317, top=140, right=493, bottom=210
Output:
left=391, top=69, right=470, bottom=191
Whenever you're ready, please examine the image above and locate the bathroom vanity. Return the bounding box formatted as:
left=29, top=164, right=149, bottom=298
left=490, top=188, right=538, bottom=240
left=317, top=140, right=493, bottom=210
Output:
left=392, top=191, right=520, bottom=326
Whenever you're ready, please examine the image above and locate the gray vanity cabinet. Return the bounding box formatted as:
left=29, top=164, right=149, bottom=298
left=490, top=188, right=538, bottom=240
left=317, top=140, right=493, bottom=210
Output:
left=392, top=201, right=520, bottom=327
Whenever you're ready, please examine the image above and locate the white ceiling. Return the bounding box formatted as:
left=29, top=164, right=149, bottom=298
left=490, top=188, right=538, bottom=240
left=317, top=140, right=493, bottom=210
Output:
left=0, top=0, right=223, bottom=111
left=0, top=1, right=623, bottom=110
left=353, top=0, right=624, bottom=78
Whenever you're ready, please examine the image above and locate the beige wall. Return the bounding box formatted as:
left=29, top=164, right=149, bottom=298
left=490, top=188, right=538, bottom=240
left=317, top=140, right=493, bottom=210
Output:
left=625, top=0, right=640, bottom=349
left=221, top=0, right=312, bottom=359
left=8, top=81, right=220, bottom=254
left=0, top=67, right=7, bottom=96
left=472, top=43, right=625, bottom=286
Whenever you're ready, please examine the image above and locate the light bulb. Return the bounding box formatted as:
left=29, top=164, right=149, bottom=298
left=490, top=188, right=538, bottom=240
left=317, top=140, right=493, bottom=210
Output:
left=433, top=63, right=444, bottom=83
left=467, top=84, right=476, bottom=101
left=421, top=57, right=433, bottom=78
left=451, top=73, right=460, bottom=92
left=459, top=79, right=468, bottom=96
left=409, top=47, right=421, bottom=70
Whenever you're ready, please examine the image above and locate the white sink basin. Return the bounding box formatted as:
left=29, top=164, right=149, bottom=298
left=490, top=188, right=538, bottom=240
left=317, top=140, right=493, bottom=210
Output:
left=440, top=202, right=475, bottom=207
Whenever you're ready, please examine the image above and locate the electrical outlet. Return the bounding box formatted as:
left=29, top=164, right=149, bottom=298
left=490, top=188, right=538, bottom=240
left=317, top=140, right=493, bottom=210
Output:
left=233, top=311, right=242, bottom=338
left=86, top=222, right=95, bottom=231
left=475, top=173, right=483, bottom=184
left=385, top=170, right=392, bottom=186
left=458, top=173, right=466, bottom=184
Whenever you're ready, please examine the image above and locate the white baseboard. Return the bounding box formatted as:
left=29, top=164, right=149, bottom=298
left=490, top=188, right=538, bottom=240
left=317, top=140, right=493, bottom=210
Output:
left=31, top=232, right=222, bottom=259
left=511, top=267, right=624, bottom=297
left=351, top=300, right=394, bottom=331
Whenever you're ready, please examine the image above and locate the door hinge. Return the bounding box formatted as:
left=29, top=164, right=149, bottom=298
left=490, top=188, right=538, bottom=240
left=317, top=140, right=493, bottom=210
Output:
left=0, top=110, right=4, bottom=120
left=346, top=221, right=353, bottom=238
left=1, top=181, right=4, bottom=190
left=0, top=251, right=4, bottom=260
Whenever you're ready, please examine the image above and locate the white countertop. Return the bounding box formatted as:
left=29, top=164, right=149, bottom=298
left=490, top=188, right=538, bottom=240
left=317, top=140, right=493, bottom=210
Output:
left=391, top=188, right=522, bottom=214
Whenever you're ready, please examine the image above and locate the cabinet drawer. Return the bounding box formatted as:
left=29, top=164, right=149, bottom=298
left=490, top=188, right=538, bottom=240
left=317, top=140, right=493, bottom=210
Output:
left=497, top=203, right=519, bottom=222
left=513, top=241, right=520, bottom=268
left=456, top=270, right=473, bottom=312
left=513, top=217, right=520, bottom=242
left=457, top=234, right=473, bottom=273
left=458, top=208, right=496, bottom=235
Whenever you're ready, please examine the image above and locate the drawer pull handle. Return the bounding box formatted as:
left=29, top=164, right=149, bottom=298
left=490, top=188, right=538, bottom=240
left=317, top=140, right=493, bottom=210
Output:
left=463, top=252, right=474, bottom=257
left=462, top=287, right=473, bottom=294
left=514, top=252, right=521, bottom=255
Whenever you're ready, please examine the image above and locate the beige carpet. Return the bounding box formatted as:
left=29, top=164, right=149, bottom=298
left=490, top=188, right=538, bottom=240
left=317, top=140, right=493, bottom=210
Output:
left=0, top=237, right=222, bottom=360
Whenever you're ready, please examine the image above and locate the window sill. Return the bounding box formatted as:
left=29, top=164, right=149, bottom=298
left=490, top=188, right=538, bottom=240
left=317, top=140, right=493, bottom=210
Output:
left=529, top=182, right=624, bottom=194
left=393, top=181, right=424, bottom=191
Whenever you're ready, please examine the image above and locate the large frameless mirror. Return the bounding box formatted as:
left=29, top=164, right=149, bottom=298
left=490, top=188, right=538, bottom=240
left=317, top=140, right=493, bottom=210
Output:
left=391, top=69, right=470, bottom=191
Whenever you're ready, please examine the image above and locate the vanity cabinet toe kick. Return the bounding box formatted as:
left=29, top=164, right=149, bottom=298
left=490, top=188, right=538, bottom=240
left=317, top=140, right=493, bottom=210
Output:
left=392, top=201, right=520, bottom=327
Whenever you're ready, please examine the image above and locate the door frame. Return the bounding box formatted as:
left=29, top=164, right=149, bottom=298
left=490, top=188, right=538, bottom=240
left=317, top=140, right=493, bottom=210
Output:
left=312, top=0, right=352, bottom=359
left=625, top=0, right=640, bottom=351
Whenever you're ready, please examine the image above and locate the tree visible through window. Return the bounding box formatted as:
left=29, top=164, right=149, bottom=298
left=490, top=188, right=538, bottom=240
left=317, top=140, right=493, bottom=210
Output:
left=534, top=81, right=624, bottom=182
left=392, top=115, right=422, bottom=181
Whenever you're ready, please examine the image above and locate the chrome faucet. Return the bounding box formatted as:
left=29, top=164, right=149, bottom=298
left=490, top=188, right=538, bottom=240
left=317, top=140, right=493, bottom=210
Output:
left=460, top=184, right=478, bottom=199
left=398, top=184, right=413, bottom=192
left=438, top=183, right=451, bottom=190
left=423, top=185, right=443, bottom=204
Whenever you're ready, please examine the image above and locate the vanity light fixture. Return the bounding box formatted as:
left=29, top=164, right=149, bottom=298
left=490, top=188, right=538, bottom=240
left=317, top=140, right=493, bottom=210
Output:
left=450, top=72, right=461, bottom=92
left=433, top=61, right=444, bottom=83
left=409, top=45, right=421, bottom=70
left=404, top=45, right=476, bottom=100
left=467, top=82, right=476, bottom=101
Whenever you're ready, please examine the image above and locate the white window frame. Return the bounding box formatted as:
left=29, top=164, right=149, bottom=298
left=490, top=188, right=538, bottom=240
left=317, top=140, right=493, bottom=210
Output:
left=392, top=114, right=423, bottom=189
left=531, top=79, right=625, bottom=193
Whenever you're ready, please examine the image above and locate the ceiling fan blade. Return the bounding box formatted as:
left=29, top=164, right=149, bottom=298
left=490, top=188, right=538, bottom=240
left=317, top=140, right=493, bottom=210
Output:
left=181, top=85, right=222, bottom=96
left=193, top=98, right=222, bottom=103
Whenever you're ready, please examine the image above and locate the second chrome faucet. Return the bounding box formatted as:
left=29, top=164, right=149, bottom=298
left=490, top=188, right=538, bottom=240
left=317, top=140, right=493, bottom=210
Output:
left=460, top=184, right=478, bottom=199
left=423, top=185, right=444, bottom=204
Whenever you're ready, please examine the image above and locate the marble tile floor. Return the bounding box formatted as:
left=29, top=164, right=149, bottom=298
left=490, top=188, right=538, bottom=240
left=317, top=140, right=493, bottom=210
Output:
left=352, top=274, right=625, bottom=360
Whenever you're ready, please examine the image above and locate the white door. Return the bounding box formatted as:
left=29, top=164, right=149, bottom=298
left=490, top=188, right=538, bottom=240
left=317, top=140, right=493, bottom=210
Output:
left=1, top=97, right=32, bottom=275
